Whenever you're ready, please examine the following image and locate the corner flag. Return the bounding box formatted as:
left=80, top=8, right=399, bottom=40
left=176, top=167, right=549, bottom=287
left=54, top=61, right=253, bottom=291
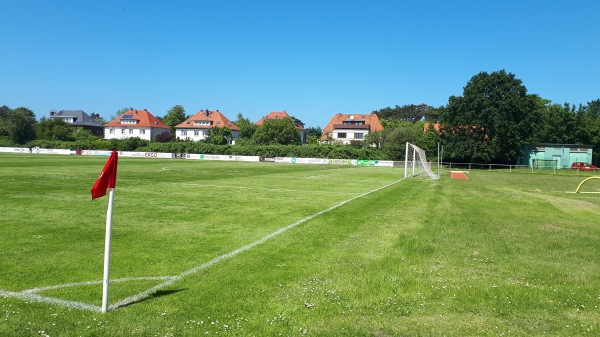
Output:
left=91, top=150, right=119, bottom=313
left=91, top=151, right=118, bottom=199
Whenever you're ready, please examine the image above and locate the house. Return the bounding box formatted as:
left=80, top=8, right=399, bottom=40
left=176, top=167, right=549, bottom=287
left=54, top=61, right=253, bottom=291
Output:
left=255, top=111, right=305, bottom=142
left=103, top=109, right=170, bottom=141
left=174, top=110, right=239, bottom=142
left=49, top=110, right=104, bottom=136
left=522, top=144, right=594, bottom=169
left=321, top=113, right=384, bottom=144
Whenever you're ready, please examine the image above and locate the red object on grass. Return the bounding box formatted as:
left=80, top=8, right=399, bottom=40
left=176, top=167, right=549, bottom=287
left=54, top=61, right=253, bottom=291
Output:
left=450, top=171, right=469, bottom=180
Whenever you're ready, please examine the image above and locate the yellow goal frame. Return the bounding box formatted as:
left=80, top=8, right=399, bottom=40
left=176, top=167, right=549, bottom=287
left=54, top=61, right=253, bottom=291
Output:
left=574, top=176, right=600, bottom=193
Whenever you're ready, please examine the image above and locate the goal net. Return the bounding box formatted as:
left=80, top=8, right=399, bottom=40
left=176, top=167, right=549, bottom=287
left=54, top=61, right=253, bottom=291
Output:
left=404, top=142, right=440, bottom=180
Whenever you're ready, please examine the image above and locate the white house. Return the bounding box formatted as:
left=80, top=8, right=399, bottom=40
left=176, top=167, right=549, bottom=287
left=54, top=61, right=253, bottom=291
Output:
left=175, top=110, right=239, bottom=142
left=321, top=113, right=384, bottom=144
left=103, top=109, right=170, bottom=141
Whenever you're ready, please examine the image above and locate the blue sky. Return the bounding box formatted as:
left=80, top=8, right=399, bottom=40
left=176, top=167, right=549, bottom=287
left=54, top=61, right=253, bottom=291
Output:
left=1, top=0, right=599, bottom=128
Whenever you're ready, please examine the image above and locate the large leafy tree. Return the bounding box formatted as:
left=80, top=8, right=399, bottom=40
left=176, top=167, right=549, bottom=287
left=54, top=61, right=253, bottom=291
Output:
left=162, top=105, right=187, bottom=133
left=0, top=106, right=37, bottom=144
left=235, top=113, right=258, bottom=139
left=0, top=105, right=10, bottom=139
left=381, top=125, right=421, bottom=160
left=532, top=99, right=577, bottom=144
left=205, top=126, right=232, bottom=145
left=575, top=99, right=600, bottom=164
left=36, top=117, right=74, bottom=141
left=304, top=126, right=323, bottom=144
left=252, top=118, right=301, bottom=145
left=374, top=104, right=440, bottom=122
left=440, top=70, right=538, bottom=164
left=90, top=113, right=107, bottom=125
left=364, top=130, right=384, bottom=149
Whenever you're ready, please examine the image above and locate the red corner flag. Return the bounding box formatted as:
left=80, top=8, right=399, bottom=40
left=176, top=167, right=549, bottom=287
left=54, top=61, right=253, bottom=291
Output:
left=91, top=151, right=118, bottom=200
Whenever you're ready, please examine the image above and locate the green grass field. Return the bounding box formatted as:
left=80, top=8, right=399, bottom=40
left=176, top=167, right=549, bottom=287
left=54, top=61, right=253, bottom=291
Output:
left=1, top=153, right=599, bottom=336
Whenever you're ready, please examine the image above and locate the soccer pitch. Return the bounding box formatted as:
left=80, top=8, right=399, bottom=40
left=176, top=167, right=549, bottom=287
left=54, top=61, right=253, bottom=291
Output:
left=0, top=154, right=599, bottom=336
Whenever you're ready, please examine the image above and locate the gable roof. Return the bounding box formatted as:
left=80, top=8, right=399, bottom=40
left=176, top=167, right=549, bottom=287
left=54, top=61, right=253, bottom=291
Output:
left=175, top=110, right=239, bottom=131
left=321, top=113, right=384, bottom=139
left=49, top=110, right=104, bottom=128
left=255, top=111, right=305, bottom=130
left=104, top=109, right=169, bottom=129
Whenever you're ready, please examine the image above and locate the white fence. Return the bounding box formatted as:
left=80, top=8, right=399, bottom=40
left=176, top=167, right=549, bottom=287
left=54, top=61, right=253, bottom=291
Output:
left=0, top=147, right=395, bottom=168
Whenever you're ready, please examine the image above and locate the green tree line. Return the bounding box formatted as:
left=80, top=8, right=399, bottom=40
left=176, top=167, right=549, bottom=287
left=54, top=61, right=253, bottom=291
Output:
left=2, top=69, right=600, bottom=164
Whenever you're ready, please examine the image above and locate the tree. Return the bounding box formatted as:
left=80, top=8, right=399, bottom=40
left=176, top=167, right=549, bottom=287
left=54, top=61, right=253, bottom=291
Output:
left=252, top=118, right=301, bottom=145
left=110, top=107, right=131, bottom=121
left=374, top=104, right=441, bottom=122
left=304, top=126, right=323, bottom=145
left=532, top=99, right=577, bottom=144
left=0, top=107, right=37, bottom=144
left=154, top=132, right=175, bottom=142
left=291, top=116, right=305, bottom=128
left=162, top=105, right=187, bottom=133
left=0, top=105, right=10, bottom=139
left=364, top=130, right=384, bottom=149
left=235, top=113, right=258, bottom=139
left=36, top=117, right=74, bottom=141
left=90, top=113, right=107, bottom=125
left=381, top=125, right=421, bottom=160
left=440, top=70, right=538, bottom=164
left=304, top=126, right=322, bottom=139
left=205, top=126, right=232, bottom=145
left=72, top=127, right=96, bottom=141
left=575, top=99, right=600, bottom=164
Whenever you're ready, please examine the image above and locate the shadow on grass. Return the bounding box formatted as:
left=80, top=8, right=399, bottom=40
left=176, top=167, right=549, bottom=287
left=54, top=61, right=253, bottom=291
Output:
left=117, top=289, right=187, bottom=309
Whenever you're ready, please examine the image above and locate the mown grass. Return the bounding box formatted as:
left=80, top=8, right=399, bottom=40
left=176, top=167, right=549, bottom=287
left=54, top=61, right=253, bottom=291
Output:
left=0, top=154, right=599, bottom=336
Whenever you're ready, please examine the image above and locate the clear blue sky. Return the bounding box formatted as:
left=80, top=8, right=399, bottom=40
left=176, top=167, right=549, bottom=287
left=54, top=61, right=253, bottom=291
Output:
left=1, top=0, right=599, bottom=128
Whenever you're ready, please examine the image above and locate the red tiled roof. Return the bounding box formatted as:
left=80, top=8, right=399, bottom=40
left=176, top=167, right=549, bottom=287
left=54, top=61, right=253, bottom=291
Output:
left=321, top=113, right=384, bottom=139
left=175, top=110, right=239, bottom=131
left=424, top=122, right=441, bottom=133
left=255, top=111, right=305, bottom=130
left=104, top=109, right=169, bottom=129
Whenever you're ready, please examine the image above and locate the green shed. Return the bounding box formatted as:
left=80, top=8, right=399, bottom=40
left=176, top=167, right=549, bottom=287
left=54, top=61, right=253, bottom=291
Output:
left=522, top=144, right=594, bottom=169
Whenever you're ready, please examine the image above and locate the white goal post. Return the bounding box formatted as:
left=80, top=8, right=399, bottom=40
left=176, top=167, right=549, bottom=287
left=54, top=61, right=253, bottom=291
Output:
left=404, top=142, right=440, bottom=180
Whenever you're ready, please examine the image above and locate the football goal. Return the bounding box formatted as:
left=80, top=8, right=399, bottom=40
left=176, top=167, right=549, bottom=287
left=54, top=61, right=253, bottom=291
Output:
left=404, top=142, right=440, bottom=180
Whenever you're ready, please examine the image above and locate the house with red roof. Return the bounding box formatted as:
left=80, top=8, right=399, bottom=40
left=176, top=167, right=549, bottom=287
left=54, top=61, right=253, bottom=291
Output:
left=175, top=110, right=239, bottom=142
left=321, top=113, right=384, bottom=144
left=103, top=109, right=170, bottom=141
left=255, top=111, right=305, bottom=141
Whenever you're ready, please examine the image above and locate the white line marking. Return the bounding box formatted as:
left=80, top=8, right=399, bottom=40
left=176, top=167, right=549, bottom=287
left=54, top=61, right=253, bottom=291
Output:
left=0, top=177, right=407, bottom=312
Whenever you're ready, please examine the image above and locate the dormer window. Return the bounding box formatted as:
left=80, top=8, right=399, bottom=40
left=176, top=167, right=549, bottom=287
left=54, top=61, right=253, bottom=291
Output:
left=121, top=119, right=138, bottom=125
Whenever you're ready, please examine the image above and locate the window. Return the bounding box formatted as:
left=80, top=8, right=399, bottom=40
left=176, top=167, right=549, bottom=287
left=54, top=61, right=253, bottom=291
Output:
left=194, top=130, right=200, bottom=136
left=129, top=129, right=134, bottom=134
left=354, top=133, right=364, bottom=139
left=109, top=129, right=115, bottom=134
left=140, top=129, right=146, bottom=135
left=121, top=129, right=126, bottom=134
left=337, top=132, right=347, bottom=138
left=182, top=130, right=187, bottom=136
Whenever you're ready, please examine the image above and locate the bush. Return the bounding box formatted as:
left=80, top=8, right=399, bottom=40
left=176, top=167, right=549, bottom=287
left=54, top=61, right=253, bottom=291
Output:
left=9, top=138, right=389, bottom=160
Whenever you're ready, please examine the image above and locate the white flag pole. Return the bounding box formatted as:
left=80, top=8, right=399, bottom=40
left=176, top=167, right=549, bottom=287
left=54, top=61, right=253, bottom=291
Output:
left=101, top=187, right=115, bottom=313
